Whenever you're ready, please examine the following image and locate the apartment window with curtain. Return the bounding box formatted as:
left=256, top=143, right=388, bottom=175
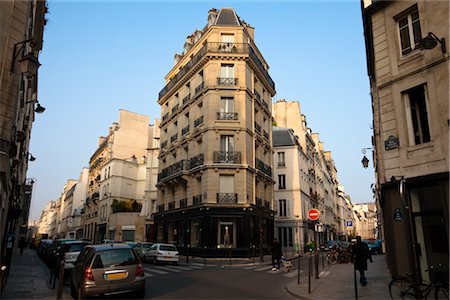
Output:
left=220, top=135, right=234, bottom=153
left=404, top=84, right=431, bottom=145
left=278, top=199, right=289, bottom=217
left=221, top=64, right=234, bottom=78
left=396, top=5, right=422, bottom=56
left=220, top=33, right=235, bottom=52
left=220, top=97, right=234, bottom=113
left=278, top=174, right=286, bottom=189
left=277, top=152, right=285, bottom=167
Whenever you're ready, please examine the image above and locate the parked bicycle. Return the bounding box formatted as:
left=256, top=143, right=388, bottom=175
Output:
left=327, top=245, right=352, bottom=264
left=388, top=264, right=449, bottom=299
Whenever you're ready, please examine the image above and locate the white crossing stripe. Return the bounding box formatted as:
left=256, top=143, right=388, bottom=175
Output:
left=186, top=265, right=204, bottom=269
left=243, top=265, right=261, bottom=270
left=319, top=270, right=330, bottom=277
left=165, top=265, right=192, bottom=271
left=154, top=265, right=181, bottom=272
left=283, top=270, right=303, bottom=278
left=144, top=272, right=154, bottom=278
left=268, top=269, right=281, bottom=274
left=254, top=265, right=273, bottom=271
left=191, top=262, right=215, bottom=267
left=144, top=267, right=169, bottom=275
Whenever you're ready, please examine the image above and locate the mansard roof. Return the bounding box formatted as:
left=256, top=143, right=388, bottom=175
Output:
left=215, top=8, right=241, bottom=26
left=273, top=127, right=297, bottom=147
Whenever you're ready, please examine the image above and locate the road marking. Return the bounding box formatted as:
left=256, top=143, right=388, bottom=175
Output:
left=144, top=267, right=168, bottom=275
left=191, top=263, right=215, bottom=267
left=319, top=270, right=330, bottom=277
left=254, top=266, right=273, bottom=271
left=154, top=265, right=181, bottom=272
left=243, top=265, right=261, bottom=270
left=283, top=270, right=303, bottom=278
left=165, top=265, right=192, bottom=271
left=186, top=265, right=204, bottom=269
left=144, top=272, right=154, bottom=278
left=268, top=269, right=281, bottom=274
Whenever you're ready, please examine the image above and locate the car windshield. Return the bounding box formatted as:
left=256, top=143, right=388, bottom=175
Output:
left=160, top=245, right=177, bottom=251
left=142, top=244, right=152, bottom=250
left=91, top=249, right=138, bottom=269
left=65, top=243, right=89, bottom=252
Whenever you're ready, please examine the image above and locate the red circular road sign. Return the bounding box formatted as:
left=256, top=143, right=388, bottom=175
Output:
left=308, top=208, right=320, bottom=221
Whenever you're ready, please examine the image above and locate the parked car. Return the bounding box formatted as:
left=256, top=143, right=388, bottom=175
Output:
left=44, top=239, right=75, bottom=266
left=365, top=239, right=383, bottom=254
left=145, top=243, right=179, bottom=265
left=37, top=239, right=53, bottom=258
left=70, top=243, right=145, bottom=299
left=132, top=243, right=153, bottom=262
left=57, top=240, right=91, bottom=273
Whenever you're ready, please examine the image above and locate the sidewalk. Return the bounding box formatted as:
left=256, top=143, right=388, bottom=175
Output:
left=2, top=248, right=71, bottom=299
left=285, top=254, right=391, bottom=300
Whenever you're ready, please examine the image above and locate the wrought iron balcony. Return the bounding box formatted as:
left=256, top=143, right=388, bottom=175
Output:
left=183, top=94, right=191, bottom=105
left=168, top=201, right=175, bottom=210
left=162, top=112, right=169, bottom=122
left=217, top=193, right=237, bottom=204
left=194, top=116, right=204, bottom=127
left=190, top=153, right=204, bottom=169
left=193, top=194, right=202, bottom=206
left=255, top=197, right=263, bottom=206
left=254, top=122, right=261, bottom=133
left=195, top=82, right=204, bottom=95
left=217, top=112, right=238, bottom=120
left=158, top=159, right=190, bottom=181
left=158, top=204, right=164, bottom=213
left=254, top=91, right=261, bottom=101
left=263, top=130, right=269, bottom=140
left=249, top=46, right=275, bottom=91
left=182, top=125, right=190, bottom=136
left=213, top=151, right=241, bottom=164
left=255, top=158, right=272, bottom=177
left=180, top=198, right=187, bottom=208
left=170, top=133, right=178, bottom=143
left=171, top=104, right=179, bottom=114
left=161, top=140, right=167, bottom=149
left=217, top=77, right=238, bottom=86
left=264, top=200, right=271, bottom=209
left=208, top=42, right=249, bottom=53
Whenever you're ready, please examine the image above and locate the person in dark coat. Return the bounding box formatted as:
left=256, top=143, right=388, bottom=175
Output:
left=18, top=238, right=26, bottom=255
left=271, top=239, right=282, bottom=270
left=351, top=236, right=372, bottom=286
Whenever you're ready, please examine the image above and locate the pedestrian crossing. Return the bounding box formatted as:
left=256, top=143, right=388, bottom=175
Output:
left=240, top=264, right=304, bottom=278
left=143, top=263, right=207, bottom=277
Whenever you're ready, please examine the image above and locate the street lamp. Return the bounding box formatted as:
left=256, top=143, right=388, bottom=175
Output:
left=25, top=100, right=46, bottom=114
left=10, top=39, right=41, bottom=78
left=421, top=32, right=446, bottom=53
left=361, top=148, right=373, bottom=169
left=28, top=153, right=36, bottom=162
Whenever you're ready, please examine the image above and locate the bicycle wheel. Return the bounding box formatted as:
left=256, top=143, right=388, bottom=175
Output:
left=328, top=254, right=338, bottom=265
left=389, top=278, right=413, bottom=299
left=434, top=286, right=449, bottom=300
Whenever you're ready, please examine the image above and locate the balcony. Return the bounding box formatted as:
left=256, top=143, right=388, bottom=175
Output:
left=157, top=159, right=190, bottom=182
left=190, top=153, right=204, bottom=169
left=254, top=122, right=261, bottom=133
left=254, top=91, right=261, bottom=102
left=170, top=133, right=178, bottom=143
left=217, top=112, right=238, bottom=120
left=171, top=104, right=179, bottom=114
left=263, top=130, right=269, bottom=140
left=217, top=193, right=237, bottom=204
left=255, top=158, right=272, bottom=177
left=194, top=116, right=204, bottom=128
left=158, top=204, right=164, bottom=212
left=158, top=42, right=274, bottom=100
left=161, top=140, right=167, bottom=149
left=195, top=82, right=204, bottom=95
left=213, top=151, right=241, bottom=164
left=256, top=197, right=263, bottom=206
left=193, top=194, right=202, bottom=206
left=264, top=200, right=271, bottom=209
left=180, top=198, right=187, bottom=208
left=168, top=201, right=175, bottom=210
left=217, top=77, right=238, bottom=86
left=182, top=125, right=190, bottom=136
left=183, top=94, right=191, bottom=105
left=162, top=112, right=169, bottom=122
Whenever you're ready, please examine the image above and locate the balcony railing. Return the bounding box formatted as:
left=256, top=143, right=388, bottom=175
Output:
left=217, top=193, right=237, bottom=204
left=180, top=198, right=187, bottom=208
left=183, top=94, right=191, bottom=105
left=158, top=159, right=190, bottom=181
left=161, top=140, right=167, bottom=149
left=255, top=158, right=272, bottom=177
left=162, top=112, right=169, bottom=122
left=158, top=204, right=164, bottom=212
left=264, top=200, right=271, bottom=209
left=256, top=197, right=263, bottom=206
left=213, top=151, right=241, bottom=164
left=195, top=82, right=204, bottom=95
left=254, top=91, right=261, bottom=101
left=263, top=130, right=269, bottom=140
left=171, top=104, right=179, bottom=114
left=158, top=42, right=274, bottom=100
left=168, top=201, right=175, bottom=210
left=190, top=153, right=204, bottom=169
left=193, top=194, right=202, bottom=206
left=182, top=125, right=190, bottom=136
left=217, top=77, right=238, bottom=86
left=217, top=112, right=238, bottom=120
left=254, top=122, right=261, bottom=133
left=170, top=133, right=178, bottom=143
left=194, top=116, right=204, bottom=127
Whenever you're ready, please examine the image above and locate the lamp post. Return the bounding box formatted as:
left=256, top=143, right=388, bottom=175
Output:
left=360, top=147, right=373, bottom=169
left=420, top=32, right=446, bottom=53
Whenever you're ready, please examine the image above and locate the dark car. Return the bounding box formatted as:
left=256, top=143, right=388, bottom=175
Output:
left=70, top=243, right=145, bottom=299
left=56, top=241, right=91, bottom=274
left=37, top=239, right=53, bottom=258
left=44, top=239, right=75, bottom=266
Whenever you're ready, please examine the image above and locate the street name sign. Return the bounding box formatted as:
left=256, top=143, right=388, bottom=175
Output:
left=308, top=208, right=320, bottom=221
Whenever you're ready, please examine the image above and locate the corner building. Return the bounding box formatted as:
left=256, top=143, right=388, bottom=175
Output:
left=154, top=8, right=276, bottom=256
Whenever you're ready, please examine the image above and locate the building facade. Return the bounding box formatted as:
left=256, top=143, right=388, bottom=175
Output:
left=154, top=8, right=276, bottom=256
left=362, top=0, right=449, bottom=283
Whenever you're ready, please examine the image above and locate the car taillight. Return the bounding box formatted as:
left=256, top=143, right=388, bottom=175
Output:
left=136, top=263, right=144, bottom=277
left=84, top=266, right=94, bottom=281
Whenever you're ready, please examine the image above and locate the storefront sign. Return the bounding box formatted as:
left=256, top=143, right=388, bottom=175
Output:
left=346, top=220, right=353, bottom=227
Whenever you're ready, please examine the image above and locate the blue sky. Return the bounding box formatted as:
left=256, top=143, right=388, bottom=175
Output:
left=28, top=0, right=375, bottom=220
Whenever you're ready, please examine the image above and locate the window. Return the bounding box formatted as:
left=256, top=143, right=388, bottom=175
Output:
left=396, top=5, right=422, bottom=56
left=404, top=84, right=430, bottom=145
left=221, top=64, right=234, bottom=78
left=220, top=135, right=234, bottom=152
left=277, top=152, right=285, bottom=167
left=220, top=97, right=234, bottom=113
left=219, top=175, right=234, bottom=193
left=220, top=34, right=235, bottom=52
left=278, top=174, right=286, bottom=189
left=278, top=199, right=288, bottom=217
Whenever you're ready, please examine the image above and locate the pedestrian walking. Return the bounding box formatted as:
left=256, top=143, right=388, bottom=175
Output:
left=271, top=239, right=282, bottom=270
left=18, top=238, right=26, bottom=255
left=351, top=236, right=372, bottom=286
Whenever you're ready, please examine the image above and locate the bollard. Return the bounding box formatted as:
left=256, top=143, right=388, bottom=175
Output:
left=253, top=246, right=256, bottom=265
left=204, top=246, right=207, bottom=268
left=322, top=252, right=324, bottom=269
left=57, top=260, right=65, bottom=299
left=229, top=247, right=231, bottom=267
left=52, top=262, right=57, bottom=290
left=354, top=264, right=358, bottom=300
left=0, top=265, right=7, bottom=299
left=308, top=252, right=312, bottom=294
left=297, top=254, right=301, bottom=285
left=186, top=245, right=189, bottom=264
left=315, top=251, right=319, bottom=279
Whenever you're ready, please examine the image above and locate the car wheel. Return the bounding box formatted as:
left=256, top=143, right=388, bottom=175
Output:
left=152, top=257, right=157, bottom=265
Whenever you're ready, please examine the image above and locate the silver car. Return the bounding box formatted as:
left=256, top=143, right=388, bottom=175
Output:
left=70, top=243, right=145, bottom=299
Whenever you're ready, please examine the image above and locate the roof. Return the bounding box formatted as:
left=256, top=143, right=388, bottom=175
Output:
left=273, top=127, right=297, bottom=147
left=215, top=8, right=241, bottom=26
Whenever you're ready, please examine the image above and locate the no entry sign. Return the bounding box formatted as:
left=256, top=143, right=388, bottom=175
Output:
left=308, top=208, right=320, bottom=221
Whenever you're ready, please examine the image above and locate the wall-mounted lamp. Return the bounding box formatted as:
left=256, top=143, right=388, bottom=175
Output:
left=25, top=100, right=46, bottom=114
left=10, top=39, right=41, bottom=78
left=361, top=147, right=373, bottom=169
left=421, top=32, right=446, bottom=53
left=28, top=153, right=36, bottom=162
